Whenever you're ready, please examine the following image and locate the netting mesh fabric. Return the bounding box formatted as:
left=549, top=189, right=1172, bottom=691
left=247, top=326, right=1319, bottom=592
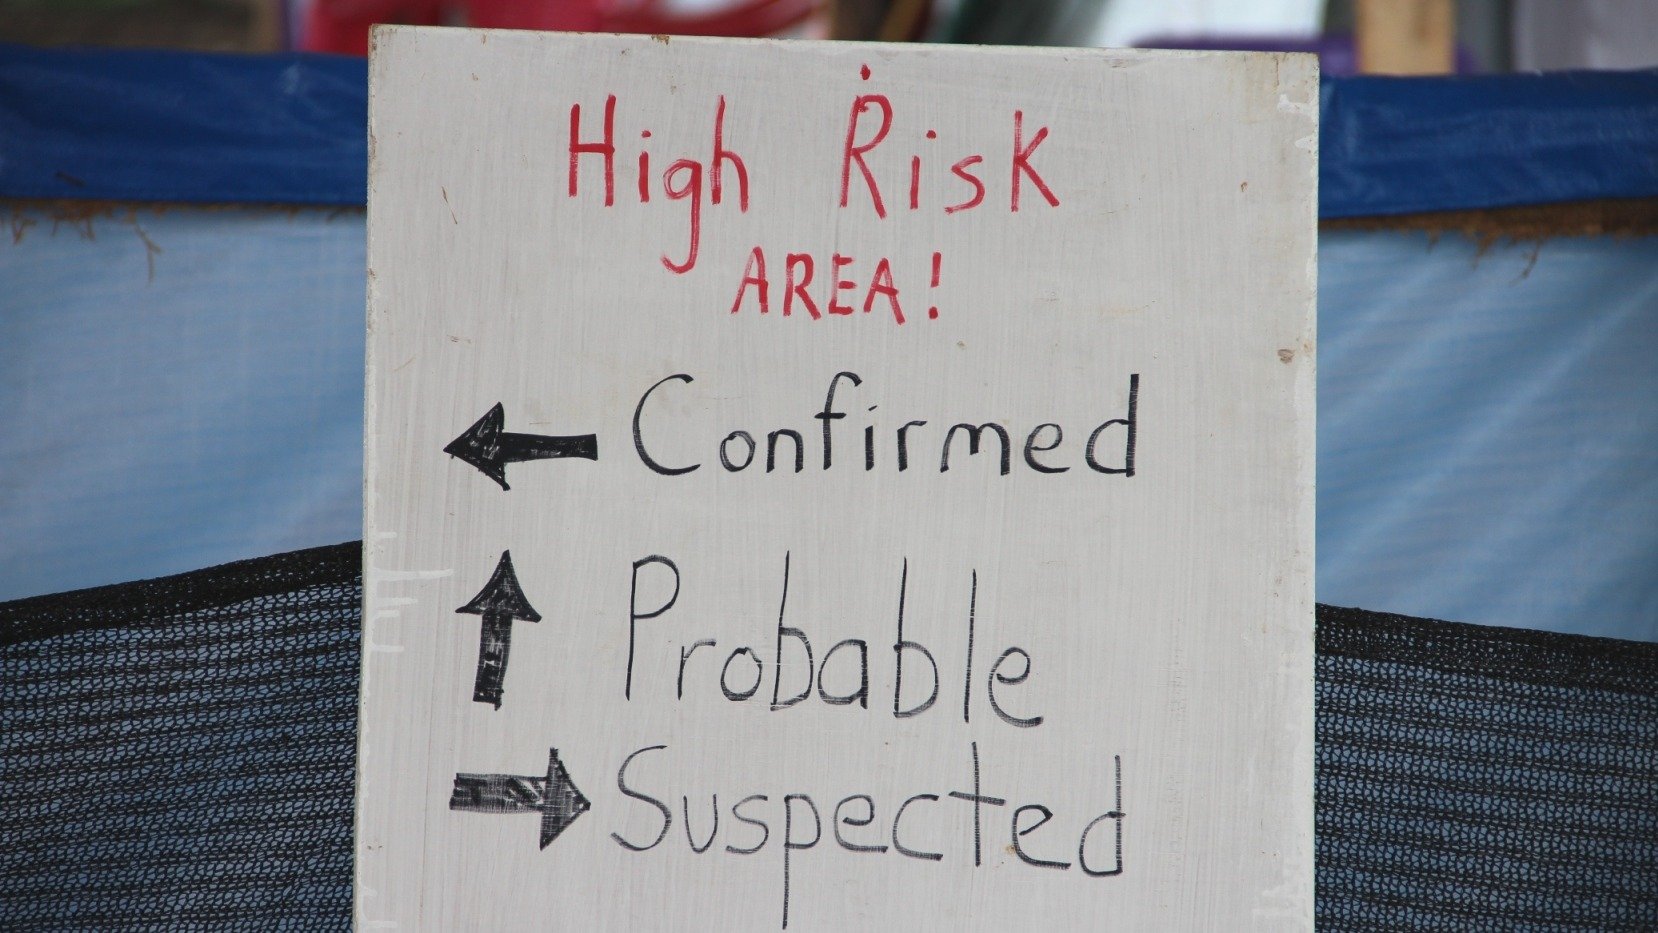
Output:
left=1317, top=606, right=1658, bottom=930
left=2, top=544, right=1654, bottom=930
left=1, top=544, right=360, bottom=931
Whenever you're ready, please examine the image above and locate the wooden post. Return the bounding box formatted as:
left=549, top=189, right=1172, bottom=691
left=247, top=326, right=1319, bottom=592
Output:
left=1356, top=0, right=1456, bottom=74
left=248, top=0, right=284, bottom=52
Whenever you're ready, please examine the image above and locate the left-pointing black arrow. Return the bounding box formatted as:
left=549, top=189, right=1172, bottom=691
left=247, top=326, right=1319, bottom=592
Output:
left=450, top=747, right=591, bottom=850
left=444, top=402, right=597, bottom=490
left=457, top=550, right=540, bottom=709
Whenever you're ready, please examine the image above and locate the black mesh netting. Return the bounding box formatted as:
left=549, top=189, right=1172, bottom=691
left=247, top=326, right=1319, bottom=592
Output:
left=0, top=544, right=360, bottom=932
left=2, top=542, right=1654, bottom=930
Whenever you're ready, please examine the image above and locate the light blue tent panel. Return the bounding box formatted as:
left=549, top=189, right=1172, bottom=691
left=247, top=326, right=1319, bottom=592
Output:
left=1319, top=230, right=1658, bottom=640
left=0, top=207, right=364, bottom=596
left=1, top=208, right=1653, bottom=640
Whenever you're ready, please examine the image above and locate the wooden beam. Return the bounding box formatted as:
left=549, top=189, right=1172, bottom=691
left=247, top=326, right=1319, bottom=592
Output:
left=1356, top=0, right=1456, bottom=75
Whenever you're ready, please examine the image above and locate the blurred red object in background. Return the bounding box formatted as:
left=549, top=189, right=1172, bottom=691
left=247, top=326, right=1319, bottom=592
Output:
left=302, top=0, right=820, bottom=55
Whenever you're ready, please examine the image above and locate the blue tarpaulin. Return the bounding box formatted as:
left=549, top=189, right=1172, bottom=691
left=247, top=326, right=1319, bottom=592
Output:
left=1, top=43, right=1654, bottom=640
left=0, top=43, right=366, bottom=205
left=1320, top=69, right=1658, bottom=216
left=2, top=42, right=1656, bottom=213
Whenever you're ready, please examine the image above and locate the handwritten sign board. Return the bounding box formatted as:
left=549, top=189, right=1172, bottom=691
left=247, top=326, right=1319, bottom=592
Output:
left=360, top=27, right=1316, bottom=931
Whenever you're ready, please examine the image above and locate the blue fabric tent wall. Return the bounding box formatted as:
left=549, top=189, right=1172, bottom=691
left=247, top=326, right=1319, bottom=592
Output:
left=1, top=43, right=1655, bottom=639
left=4, top=43, right=1657, bottom=211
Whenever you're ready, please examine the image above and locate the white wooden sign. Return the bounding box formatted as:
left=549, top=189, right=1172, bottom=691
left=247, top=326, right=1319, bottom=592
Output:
left=361, top=26, right=1316, bottom=931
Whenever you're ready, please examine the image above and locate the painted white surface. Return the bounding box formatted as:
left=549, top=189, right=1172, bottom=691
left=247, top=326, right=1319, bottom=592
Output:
left=361, top=28, right=1316, bottom=931
left=1085, top=0, right=1325, bottom=47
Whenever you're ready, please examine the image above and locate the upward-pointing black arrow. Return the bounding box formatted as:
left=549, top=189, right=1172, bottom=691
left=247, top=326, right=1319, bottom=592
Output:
left=457, top=550, right=541, bottom=709
left=444, top=402, right=597, bottom=490
left=450, top=748, right=591, bottom=850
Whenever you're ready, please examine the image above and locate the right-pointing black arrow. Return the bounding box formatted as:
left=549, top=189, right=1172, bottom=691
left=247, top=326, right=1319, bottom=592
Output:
left=457, top=550, right=541, bottom=709
left=445, top=402, right=597, bottom=490
left=450, top=748, right=591, bottom=850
